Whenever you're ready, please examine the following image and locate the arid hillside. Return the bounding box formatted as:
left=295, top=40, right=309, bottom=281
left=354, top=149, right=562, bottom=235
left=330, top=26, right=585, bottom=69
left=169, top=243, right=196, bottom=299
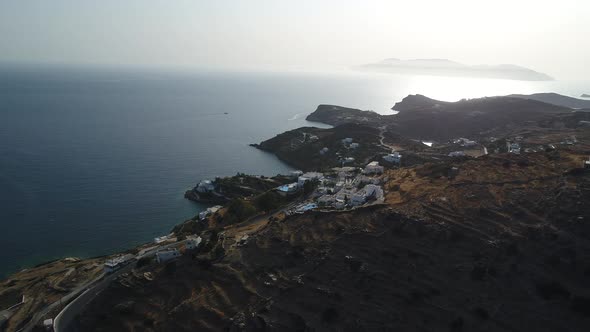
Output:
left=305, top=94, right=573, bottom=141
left=75, top=150, right=590, bottom=331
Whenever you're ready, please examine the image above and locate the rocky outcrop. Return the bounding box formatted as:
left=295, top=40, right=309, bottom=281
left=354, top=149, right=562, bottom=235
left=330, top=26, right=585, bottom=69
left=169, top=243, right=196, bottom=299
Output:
left=391, top=94, right=449, bottom=112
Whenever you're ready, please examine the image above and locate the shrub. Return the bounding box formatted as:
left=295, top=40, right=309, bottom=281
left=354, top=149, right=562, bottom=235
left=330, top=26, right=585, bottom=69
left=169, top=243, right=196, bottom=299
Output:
left=164, top=261, right=177, bottom=275
left=322, top=307, right=339, bottom=323
left=254, top=191, right=282, bottom=211
left=571, top=296, right=590, bottom=316
left=224, top=199, right=257, bottom=224
left=536, top=281, right=570, bottom=300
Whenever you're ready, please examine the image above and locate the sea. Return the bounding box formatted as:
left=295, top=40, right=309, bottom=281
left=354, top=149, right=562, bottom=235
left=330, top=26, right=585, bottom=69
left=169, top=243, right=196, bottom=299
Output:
left=0, top=64, right=588, bottom=278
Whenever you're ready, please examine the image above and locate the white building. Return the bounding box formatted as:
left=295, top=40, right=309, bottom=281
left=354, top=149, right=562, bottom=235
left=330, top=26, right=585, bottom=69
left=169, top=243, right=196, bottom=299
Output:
left=199, top=205, right=223, bottom=220
left=104, top=254, right=134, bottom=273
left=358, top=175, right=380, bottom=185
left=342, top=137, right=353, bottom=144
left=196, top=180, right=215, bottom=193
left=448, top=151, right=466, bottom=157
left=509, top=143, right=521, bottom=154
left=454, top=138, right=477, bottom=147
left=584, top=157, right=590, bottom=169
left=290, top=170, right=304, bottom=177
left=185, top=236, right=202, bottom=250
left=462, top=139, right=477, bottom=147
left=154, top=234, right=176, bottom=244
left=156, top=248, right=180, bottom=263
left=350, top=142, right=360, bottom=149
left=383, top=152, right=402, bottom=164
left=43, top=319, right=53, bottom=329
left=342, top=157, right=355, bottom=164
left=351, top=184, right=381, bottom=206
left=334, top=199, right=346, bottom=209
left=363, top=161, right=384, bottom=174
left=319, top=147, right=329, bottom=155
left=297, top=172, right=324, bottom=187
left=317, top=195, right=336, bottom=206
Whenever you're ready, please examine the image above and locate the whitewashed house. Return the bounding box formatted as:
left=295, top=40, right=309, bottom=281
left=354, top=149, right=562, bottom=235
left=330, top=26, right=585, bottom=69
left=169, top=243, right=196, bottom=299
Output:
left=199, top=205, right=223, bottom=220
left=383, top=152, right=402, bottom=164
left=350, top=142, right=360, bottom=149
left=317, top=195, right=336, bottom=206
left=351, top=184, right=381, bottom=206
left=509, top=143, right=521, bottom=154
left=154, top=234, right=176, bottom=244
left=196, top=180, right=215, bottom=193
left=156, top=248, right=180, bottom=263
left=104, top=254, right=134, bottom=273
left=297, top=172, right=324, bottom=187
left=342, top=157, right=355, bottom=164
left=290, top=170, right=304, bottom=178
left=342, top=137, right=353, bottom=144
left=448, top=151, right=466, bottom=157
left=363, top=161, right=384, bottom=174
left=185, top=236, right=202, bottom=250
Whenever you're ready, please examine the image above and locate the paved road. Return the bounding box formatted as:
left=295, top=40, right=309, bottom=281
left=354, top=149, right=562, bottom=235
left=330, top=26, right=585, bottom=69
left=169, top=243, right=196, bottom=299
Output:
left=52, top=264, right=135, bottom=332
left=18, top=275, right=104, bottom=332
left=18, top=240, right=186, bottom=332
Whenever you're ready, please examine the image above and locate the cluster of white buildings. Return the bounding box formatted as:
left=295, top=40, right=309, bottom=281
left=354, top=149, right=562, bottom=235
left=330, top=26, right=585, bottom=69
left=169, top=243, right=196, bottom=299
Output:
left=275, top=171, right=325, bottom=195
left=312, top=162, right=385, bottom=210
left=155, top=236, right=202, bottom=263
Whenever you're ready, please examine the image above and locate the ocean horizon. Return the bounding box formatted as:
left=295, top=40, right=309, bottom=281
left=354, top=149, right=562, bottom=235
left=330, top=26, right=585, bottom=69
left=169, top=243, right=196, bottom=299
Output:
left=0, top=64, right=588, bottom=278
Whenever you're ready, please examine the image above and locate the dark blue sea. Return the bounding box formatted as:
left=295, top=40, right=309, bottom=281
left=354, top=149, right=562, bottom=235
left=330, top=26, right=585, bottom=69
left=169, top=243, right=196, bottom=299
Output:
left=0, top=64, right=587, bottom=277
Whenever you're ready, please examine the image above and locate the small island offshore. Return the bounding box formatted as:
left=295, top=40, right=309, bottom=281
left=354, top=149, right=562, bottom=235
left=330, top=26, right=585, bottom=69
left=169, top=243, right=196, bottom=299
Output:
left=2, top=93, right=590, bottom=331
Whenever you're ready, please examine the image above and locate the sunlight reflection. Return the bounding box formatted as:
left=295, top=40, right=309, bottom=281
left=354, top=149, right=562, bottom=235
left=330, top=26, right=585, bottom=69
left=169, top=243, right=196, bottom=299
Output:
left=403, top=75, right=535, bottom=102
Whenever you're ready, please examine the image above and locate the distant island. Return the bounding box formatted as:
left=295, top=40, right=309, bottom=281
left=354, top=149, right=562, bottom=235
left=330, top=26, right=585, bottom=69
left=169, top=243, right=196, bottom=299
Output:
left=356, top=58, right=554, bottom=81
left=582, top=94, right=590, bottom=98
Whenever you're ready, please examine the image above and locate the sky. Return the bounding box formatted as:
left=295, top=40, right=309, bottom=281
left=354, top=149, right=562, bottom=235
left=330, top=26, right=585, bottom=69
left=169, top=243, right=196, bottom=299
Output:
left=0, top=0, right=588, bottom=79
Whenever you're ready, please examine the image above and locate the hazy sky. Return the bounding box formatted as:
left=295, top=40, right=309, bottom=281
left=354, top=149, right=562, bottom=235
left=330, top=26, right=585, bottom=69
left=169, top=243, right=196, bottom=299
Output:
left=1, top=0, right=588, bottom=79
